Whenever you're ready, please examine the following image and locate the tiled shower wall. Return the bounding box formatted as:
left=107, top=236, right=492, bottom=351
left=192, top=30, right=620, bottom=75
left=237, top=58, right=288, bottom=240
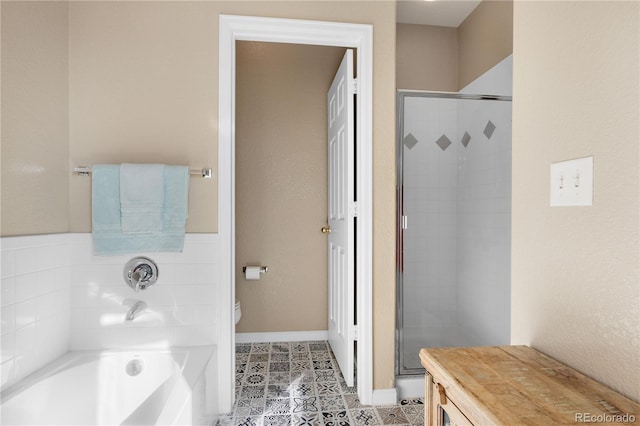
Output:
left=399, top=56, right=512, bottom=370
left=1, top=232, right=220, bottom=390
left=402, top=97, right=460, bottom=357
left=456, top=98, right=511, bottom=346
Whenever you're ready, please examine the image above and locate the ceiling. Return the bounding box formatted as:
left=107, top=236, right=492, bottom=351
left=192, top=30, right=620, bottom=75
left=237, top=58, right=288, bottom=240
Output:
left=396, top=0, right=482, bottom=27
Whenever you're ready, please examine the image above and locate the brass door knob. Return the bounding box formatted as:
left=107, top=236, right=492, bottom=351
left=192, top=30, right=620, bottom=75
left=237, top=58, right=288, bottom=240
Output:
left=321, top=226, right=332, bottom=234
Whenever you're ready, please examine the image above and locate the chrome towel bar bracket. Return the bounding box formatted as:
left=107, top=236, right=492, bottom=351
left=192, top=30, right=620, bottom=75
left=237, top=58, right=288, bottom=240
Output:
left=73, top=166, right=213, bottom=179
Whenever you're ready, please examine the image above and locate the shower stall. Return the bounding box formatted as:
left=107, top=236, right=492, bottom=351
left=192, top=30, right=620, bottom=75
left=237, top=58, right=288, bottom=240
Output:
left=396, top=90, right=512, bottom=375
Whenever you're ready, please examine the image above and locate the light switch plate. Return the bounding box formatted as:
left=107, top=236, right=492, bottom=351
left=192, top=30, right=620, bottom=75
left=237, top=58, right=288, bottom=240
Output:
left=550, top=156, right=593, bottom=206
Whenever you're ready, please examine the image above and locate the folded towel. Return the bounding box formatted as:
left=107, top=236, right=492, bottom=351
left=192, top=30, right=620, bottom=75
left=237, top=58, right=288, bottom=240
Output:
left=163, top=165, right=189, bottom=229
left=93, top=234, right=187, bottom=255
left=92, top=165, right=121, bottom=233
left=120, top=164, right=164, bottom=233
left=91, top=163, right=190, bottom=255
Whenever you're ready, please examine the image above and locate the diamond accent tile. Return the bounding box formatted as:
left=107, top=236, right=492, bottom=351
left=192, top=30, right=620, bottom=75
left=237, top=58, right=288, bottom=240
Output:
left=461, top=131, right=471, bottom=148
left=483, top=120, right=496, bottom=139
left=403, top=132, right=419, bottom=150
left=436, top=134, right=452, bottom=151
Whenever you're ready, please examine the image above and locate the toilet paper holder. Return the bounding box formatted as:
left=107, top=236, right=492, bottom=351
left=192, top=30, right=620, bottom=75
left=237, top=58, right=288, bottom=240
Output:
left=242, top=266, right=269, bottom=274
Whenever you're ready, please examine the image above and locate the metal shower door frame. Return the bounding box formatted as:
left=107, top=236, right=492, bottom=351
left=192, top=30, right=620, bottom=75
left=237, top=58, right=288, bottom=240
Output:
left=395, top=90, right=513, bottom=377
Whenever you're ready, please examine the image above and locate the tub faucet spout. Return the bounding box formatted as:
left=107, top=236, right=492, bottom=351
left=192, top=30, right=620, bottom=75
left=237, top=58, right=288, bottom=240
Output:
left=126, top=300, right=148, bottom=321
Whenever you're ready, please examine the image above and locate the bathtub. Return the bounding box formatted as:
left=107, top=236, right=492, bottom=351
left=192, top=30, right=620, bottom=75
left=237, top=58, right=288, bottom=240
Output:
left=0, top=345, right=216, bottom=425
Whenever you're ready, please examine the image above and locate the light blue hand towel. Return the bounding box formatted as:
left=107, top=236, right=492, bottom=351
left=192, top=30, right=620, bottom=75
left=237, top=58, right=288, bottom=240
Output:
left=92, top=165, right=121, bottom=233
left=120, top=163, right=164, bottom=233
left=92, top=164, right=190, bottom=255
left=163, top=166, right=189, bottom=231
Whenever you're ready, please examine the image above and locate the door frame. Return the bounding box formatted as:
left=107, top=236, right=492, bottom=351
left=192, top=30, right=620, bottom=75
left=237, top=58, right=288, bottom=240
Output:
left=218, top=15, right=373, bottom=410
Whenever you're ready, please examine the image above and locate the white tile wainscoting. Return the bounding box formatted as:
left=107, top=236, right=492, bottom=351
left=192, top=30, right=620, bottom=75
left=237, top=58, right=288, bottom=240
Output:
left=1, top=234, right=71, bottom=389
left=1, top=233, right=221, bottom=392
left=68, top=233, right=219, bottom=350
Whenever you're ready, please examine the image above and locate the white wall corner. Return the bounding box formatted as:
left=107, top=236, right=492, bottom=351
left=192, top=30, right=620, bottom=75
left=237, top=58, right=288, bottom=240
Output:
left=371, top=387, right=398, bottom=405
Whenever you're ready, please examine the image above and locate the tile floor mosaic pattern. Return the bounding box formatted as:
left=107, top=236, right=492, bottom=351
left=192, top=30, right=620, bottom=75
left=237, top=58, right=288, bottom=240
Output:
left=216, top=341, right=424, bottom=425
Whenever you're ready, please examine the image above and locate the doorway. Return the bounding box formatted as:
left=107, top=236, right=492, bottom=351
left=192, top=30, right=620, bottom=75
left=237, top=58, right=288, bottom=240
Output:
left=217, top=15, right=374, bottom=411
left=234, top=41, right=344, bottom=338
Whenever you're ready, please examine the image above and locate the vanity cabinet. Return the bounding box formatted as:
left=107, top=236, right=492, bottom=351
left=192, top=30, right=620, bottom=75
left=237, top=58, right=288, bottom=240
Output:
left=420, top=345, right=639, bottom=425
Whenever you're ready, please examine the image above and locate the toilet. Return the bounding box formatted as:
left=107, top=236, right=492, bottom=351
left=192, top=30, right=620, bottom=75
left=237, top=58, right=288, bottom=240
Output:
left=234, top=300, right=242, bottom=325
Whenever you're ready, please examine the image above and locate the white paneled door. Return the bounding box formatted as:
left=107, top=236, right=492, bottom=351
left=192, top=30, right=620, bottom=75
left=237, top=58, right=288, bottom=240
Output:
left=326, top=49, right=356, bottom=387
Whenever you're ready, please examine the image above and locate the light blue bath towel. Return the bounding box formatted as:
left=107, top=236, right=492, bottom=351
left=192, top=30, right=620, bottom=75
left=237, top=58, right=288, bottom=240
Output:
left=92, top=164, right=189, bottom=255
left=120, top=163, right=164, bottom=233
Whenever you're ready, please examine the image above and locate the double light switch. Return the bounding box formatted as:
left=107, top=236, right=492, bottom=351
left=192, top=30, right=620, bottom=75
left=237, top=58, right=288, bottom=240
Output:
left=550, top=156, right=593, bottom=207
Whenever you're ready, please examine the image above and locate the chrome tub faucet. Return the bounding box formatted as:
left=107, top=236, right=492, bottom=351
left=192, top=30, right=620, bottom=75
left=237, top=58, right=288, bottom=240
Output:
left=125, top=300, right=148, bottom=321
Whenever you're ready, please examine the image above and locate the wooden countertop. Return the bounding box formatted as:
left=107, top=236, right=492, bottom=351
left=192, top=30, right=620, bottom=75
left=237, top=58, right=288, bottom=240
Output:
left=420, top=345, right=639, bottom=425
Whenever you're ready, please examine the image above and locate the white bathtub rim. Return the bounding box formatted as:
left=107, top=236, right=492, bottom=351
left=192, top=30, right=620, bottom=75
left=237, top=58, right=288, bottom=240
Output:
left=1, top=345, right=214, bottom=401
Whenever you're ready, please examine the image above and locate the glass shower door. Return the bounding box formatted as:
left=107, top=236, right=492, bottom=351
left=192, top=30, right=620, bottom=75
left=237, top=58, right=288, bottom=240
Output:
left=396, top=92, right=512, bottom=375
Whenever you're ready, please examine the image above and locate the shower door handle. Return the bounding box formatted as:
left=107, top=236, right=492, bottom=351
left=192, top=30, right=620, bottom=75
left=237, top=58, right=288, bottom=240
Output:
left=402, top=215, right=408, bottom=229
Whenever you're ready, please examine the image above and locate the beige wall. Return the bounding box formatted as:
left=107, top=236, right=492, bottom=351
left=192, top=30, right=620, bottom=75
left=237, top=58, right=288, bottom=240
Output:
left=235, top=42, right=345, bottom=333
left=458, top=0, right=512, bottom=89
left=512, top=1, right=639, bottom=401
left=396, top=1, right=512, bottom=92
left=68, top=1, right=218, bottom=233
left=396, top=23, right=458, bottom=91
left=1, top=1, right=69, bottom=236
left=4, top=0, right=396, bottom=390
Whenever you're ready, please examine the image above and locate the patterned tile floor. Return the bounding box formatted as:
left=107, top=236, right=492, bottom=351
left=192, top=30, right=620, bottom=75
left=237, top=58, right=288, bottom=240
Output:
left=216, top=341, right=424, bottom=425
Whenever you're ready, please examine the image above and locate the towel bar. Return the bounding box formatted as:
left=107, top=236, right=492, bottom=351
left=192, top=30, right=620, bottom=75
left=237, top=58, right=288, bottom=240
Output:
left=73, top=166, right=213, bottom=179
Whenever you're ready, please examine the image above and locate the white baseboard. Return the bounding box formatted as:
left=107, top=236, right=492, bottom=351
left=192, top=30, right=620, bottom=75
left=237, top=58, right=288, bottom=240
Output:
left=235, top=330, right=328, bottom=344
left=371, top=388, right=398, bottom=405
left=396, top=376, right=425, bottom=399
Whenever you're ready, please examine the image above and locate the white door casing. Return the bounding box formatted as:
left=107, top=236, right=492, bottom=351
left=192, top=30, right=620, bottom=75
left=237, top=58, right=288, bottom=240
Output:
left=327, top=49, right=356, bottom=387
left=218, top=15, right=374, bottom=410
